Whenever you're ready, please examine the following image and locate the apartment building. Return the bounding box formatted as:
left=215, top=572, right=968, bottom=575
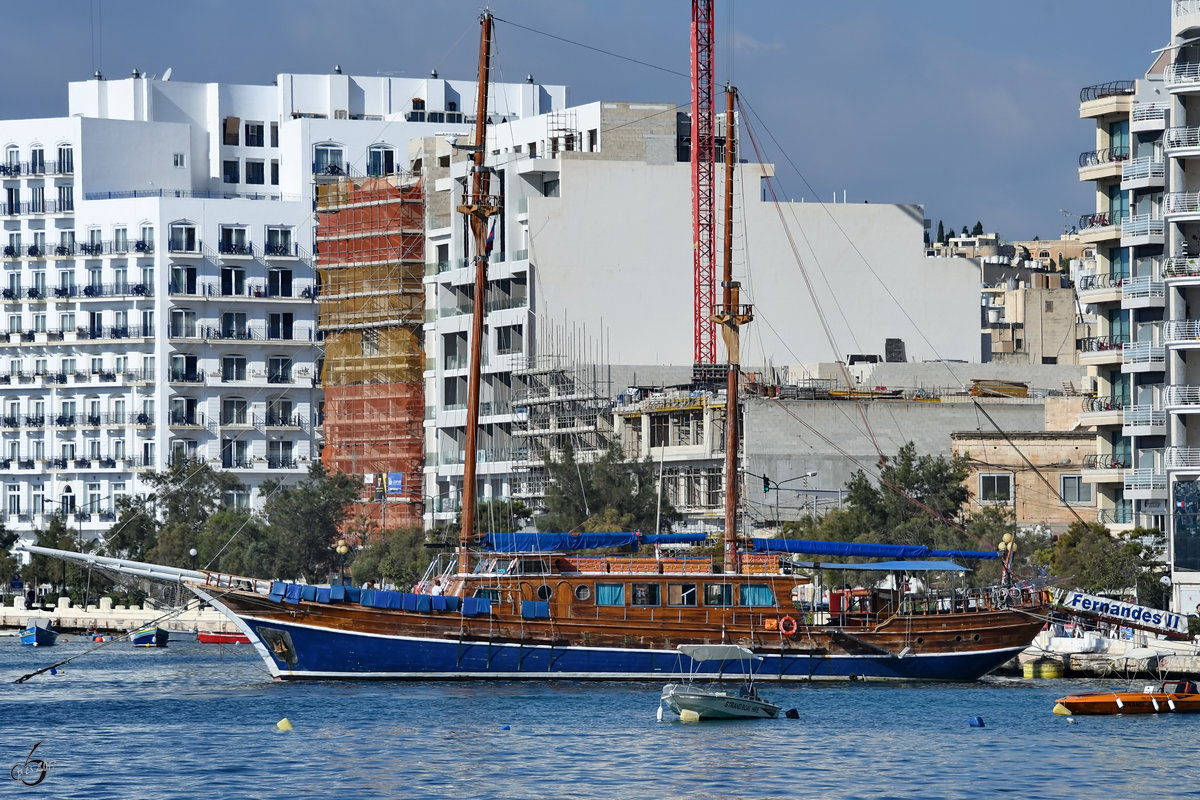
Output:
left=2, top=69, right=563, bottom=544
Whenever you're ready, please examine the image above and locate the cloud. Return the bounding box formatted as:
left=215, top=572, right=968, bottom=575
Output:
left=731, top=30, right=782, bottom=56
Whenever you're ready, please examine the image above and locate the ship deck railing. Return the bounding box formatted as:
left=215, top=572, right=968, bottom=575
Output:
left=561, top=555, right=714, bottom=574
left=199, top=571, right=274, bottom=595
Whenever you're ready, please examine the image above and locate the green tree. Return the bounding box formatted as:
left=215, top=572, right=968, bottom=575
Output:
left=1040, top=522, right=1163, bottom=598
left=538, top=442, right=679, bottom=534
left=145, top=460, right=245, bottom=568
left=350, top=526, right=434, bottom=590
left=260, top=463, right=360, bottom=581
left=0, top=519, right=18, bottom=588
left=971, top=221, right=984, bottom=236
left=475, top=499, right=533, bottom=534
left=936, top=220, right=945, bottom=244
left=104, top=494, right=159, bottom=561
left=195, top=507, right=269, bottom=576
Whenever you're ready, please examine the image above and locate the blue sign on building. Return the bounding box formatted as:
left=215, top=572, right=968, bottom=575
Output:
left=386, top=473, right=404, bottom=496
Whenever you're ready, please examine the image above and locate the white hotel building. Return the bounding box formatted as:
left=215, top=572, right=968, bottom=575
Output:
left=1, top=69, right=562, bottom=544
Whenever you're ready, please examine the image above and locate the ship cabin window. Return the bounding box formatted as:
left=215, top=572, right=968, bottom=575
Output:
left=739, top=584, right=776, bottom=607
left=596, top=583, right=625, bottom=606
left=631, top=583, right=660, bottom=606
left=473, top=588, right=501, bottom=602
left=515, top=557, right=550, bottom=575
left=704, top=584, right=734, bottom=606
left=667, top=583, right=697, bottom=607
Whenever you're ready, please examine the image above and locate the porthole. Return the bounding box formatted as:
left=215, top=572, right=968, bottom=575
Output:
left=915, top=637, right=924, bottom=645
left=573, top=584, right=591, bottom=601
left=954, top=635, right=963, bottom=642
left=972, top=633, right=981, bottom=642
left=537, top=585, right=553, bottom=601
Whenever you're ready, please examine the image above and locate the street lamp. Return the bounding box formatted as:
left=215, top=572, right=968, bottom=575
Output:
left=336, top=538, right=349, bottom=586
left=766, top=470, right=819, bottom=529
left=189, top=547, right=198, bottom=571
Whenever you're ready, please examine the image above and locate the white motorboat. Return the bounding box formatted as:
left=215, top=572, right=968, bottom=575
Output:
left=659, top=644, right=781, bottom=721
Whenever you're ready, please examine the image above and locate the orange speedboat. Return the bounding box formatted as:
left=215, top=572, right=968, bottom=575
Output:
left=1053, top=680, right=1200, bottom=715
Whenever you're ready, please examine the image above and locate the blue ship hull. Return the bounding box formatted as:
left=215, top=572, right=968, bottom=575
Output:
left=213, top=605, right=1025, bottom=682
left=20, top=625, right=57, bottom=647
left=131, top=627, right=169, bottom=647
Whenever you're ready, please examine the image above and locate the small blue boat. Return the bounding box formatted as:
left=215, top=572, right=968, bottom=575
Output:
left=20, top=621, right=58, bottom=647
left=130, top=626, right=169, bottom=647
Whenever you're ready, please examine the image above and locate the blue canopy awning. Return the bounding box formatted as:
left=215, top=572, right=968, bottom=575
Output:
left=752, top=538, right=997, bottom=561
left=785, top=559, right=971, bottom=572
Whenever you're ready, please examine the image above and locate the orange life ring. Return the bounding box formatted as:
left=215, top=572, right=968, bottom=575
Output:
left=778, top=615, right=798, bottom=636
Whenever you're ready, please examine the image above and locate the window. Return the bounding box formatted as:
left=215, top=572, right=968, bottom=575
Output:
left=1061, top=475, right=1093, bottom=505
left=29, top=186, right=44, bottom=213
left=139, top=224, right=154, bottom=250
left=980, top=474, right=1013, bottom=503
left=268, top=356, right=292, bottom=383
left=268, top=269, right=292, bottom=296
left=57, top=145, right=73, bottom=173
left=596, top=583, right=625, bottom=606
left=704, top=584, right=734, bottom=606
left=57, top=185, right=73, bottom=212
left=266, top=227, right=292, bottom=256
left=86, top=482, right=101, bottom=512
left=270, top=159, right=279, bottom=186
left=169, top=223, right=197, bottom=252
left=244, top=122, right=264, bottom=147
left=173, top=153, right=185, bottom=168
left=222, top=355, right=247, bottom=382
left=221, top=398, right=248, bottom=425
left=267, top=312, right=293, bottom=339
left=314, top=144, right=344, bottom=175
left=739, top=584, right=776, bottom=607
left=223, top=116, right=240, bottom=146
left=29, top=147, right=44, bottom=173
left=245, top=160, right=265, bottom=185
left=6, top=484, right=20, bottom=515
left=219, top=226, right=249, bottom=255
left=270, top=122, right=279, bottom=148
left=367, top=146, right=395, bottom=177
left=222, top=159, right=239, bottom=184
left=667, top=583, right=697, bottom=607
left=362, top=329, right=379, bottom=356
left=630, top=583, right=660, bottom=606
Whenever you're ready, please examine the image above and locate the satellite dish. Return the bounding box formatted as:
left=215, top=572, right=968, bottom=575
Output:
left=162, top=67, right=173, bottom=82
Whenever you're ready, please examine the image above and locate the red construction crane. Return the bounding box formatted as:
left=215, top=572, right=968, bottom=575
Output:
left=691, top=0, right=716, bottom=366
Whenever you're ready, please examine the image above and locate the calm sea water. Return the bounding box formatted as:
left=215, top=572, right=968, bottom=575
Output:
left=0, top=634, right=1194, bottom=800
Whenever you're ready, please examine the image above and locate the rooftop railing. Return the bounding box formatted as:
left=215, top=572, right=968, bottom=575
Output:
left=1079, top=80, right=1135, bottom=103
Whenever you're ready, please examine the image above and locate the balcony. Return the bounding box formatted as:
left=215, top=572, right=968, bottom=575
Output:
left=1132, top=102, right=1169, bottom=132
left=1121, top=275, right=1165, bottom=308
left=262, top=414, right=304, bottom=428
left=1079, top=334, right=1128, bottom=365
left=264, top=242, right=300, bottom=259
left=1124, top=467, right=1167, bottom=500
left=266, top=458, right=299, bottom=469
left=1165, top=61, right=1200, bottom=91
left=1165, top=385, right=1200, bottom=411
left=1121, top=214, right=1164, bottom=247
left=1079, top=81, right=1135, bottom=117
left=168, top=370, right=205, bottom=385
left=1122, top=156, right=1165, bottom=190
left=1166, top=446, right=1200, bottom=470
left=1164, top=256, right=1200, bottom=280
left=1165, top=191, right=1200, bottom=219
left=1076, top=272, right=1124, bottom=304
left=218, top=242, right=255, bottom=259
left=1082, top=453, right=1128, bottom=484
left=1123, top=340, right=1166, bottom=371
left=1163, top=320, right=1200, bottom=346
left=1077, top=396, right=1126, bottom=428
left=168, top=413, right=204, bottom=427
left=1078, top=146, right=1129, bottom=182
left=1122, top=404, right=1166, bottom=436
left=1077, top=211, right=1124, bottom=244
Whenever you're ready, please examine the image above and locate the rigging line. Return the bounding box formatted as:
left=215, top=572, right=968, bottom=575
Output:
left=969, top=398, right=1089, bottom=528
left=491, top=16, right=688, bottom=79
left=768, top=396, right=996, bottom=549
left=738, top=98, right=882, bottom=459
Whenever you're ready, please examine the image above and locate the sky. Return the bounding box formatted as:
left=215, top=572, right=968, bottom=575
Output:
left=0, top=1, right=1169, bottom=240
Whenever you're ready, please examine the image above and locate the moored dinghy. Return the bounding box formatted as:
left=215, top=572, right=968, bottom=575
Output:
left=130, top=626, right=169, bottom=648
left=1054, top=680, right=1200, bottom=715
left=20, top=620, right=57, bottom=647
left=660, top=644, right=781, bottom=721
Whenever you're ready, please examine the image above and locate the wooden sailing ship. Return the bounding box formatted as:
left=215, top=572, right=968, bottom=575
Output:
left=20, top=11, right=1051, bottom=682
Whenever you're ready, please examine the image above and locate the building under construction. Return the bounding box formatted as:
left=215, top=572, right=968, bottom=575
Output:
left=315, top=171, right=426, bottom=530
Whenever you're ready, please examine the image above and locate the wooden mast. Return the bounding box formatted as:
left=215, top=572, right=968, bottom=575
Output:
left=457, top=11, right=499, bottom=574
left=714, top=86, right=751, bottom=574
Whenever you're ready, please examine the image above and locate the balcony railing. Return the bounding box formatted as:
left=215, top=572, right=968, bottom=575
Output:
left=1122, top=275, right=1165, bottom=300
left=1079, top=146, right=1130, bottom=167
left=1123, top=341, right=1165, bottom=366
left=1164, top=320, right=1200, bottom=342
left=1076, top=273, right=1125, bottom=292
left=1123, top=404, right=1165, bottom=428
left=1165, top=256, right=1200, bottom=277
left=1166, top=386, right=1200, bottom=406
left=1132, top=103, right=1168, bottom=124
left=1165, top=61, right=1200, bottom=87
left=1166, top=447, right=1200, bottom=468
left=1080, top=81, right=1136, bottom=103
left=1079, top=211, right=1125, bottom=231
left=1177, top=0, right=1200, bottom=15
left=1079, top=334, right=1129, bottom=352
left=1122, top=214, right=1164, bottom=239
left=1124, top=468, right=1167, bottom=493
left=1081, top=395, right=1128, bottom=413
left=84, top=188, right=301, bottom=202
left=1166, top=192, right=1200, bottom=215
left=1083, top=453, right=1129, bottom=470
left=218, top=242, right=255, bottom=257
left=1122, top=157, right=1165, bottom=182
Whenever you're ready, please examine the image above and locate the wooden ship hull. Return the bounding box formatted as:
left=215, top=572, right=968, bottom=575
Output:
left=196, top=560, right=1051, bottom=682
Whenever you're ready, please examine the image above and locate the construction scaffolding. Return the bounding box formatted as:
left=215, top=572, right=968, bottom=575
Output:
left=511, top=355, right=616, bottom=508
left=316, top=174, right=426, bottom=530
